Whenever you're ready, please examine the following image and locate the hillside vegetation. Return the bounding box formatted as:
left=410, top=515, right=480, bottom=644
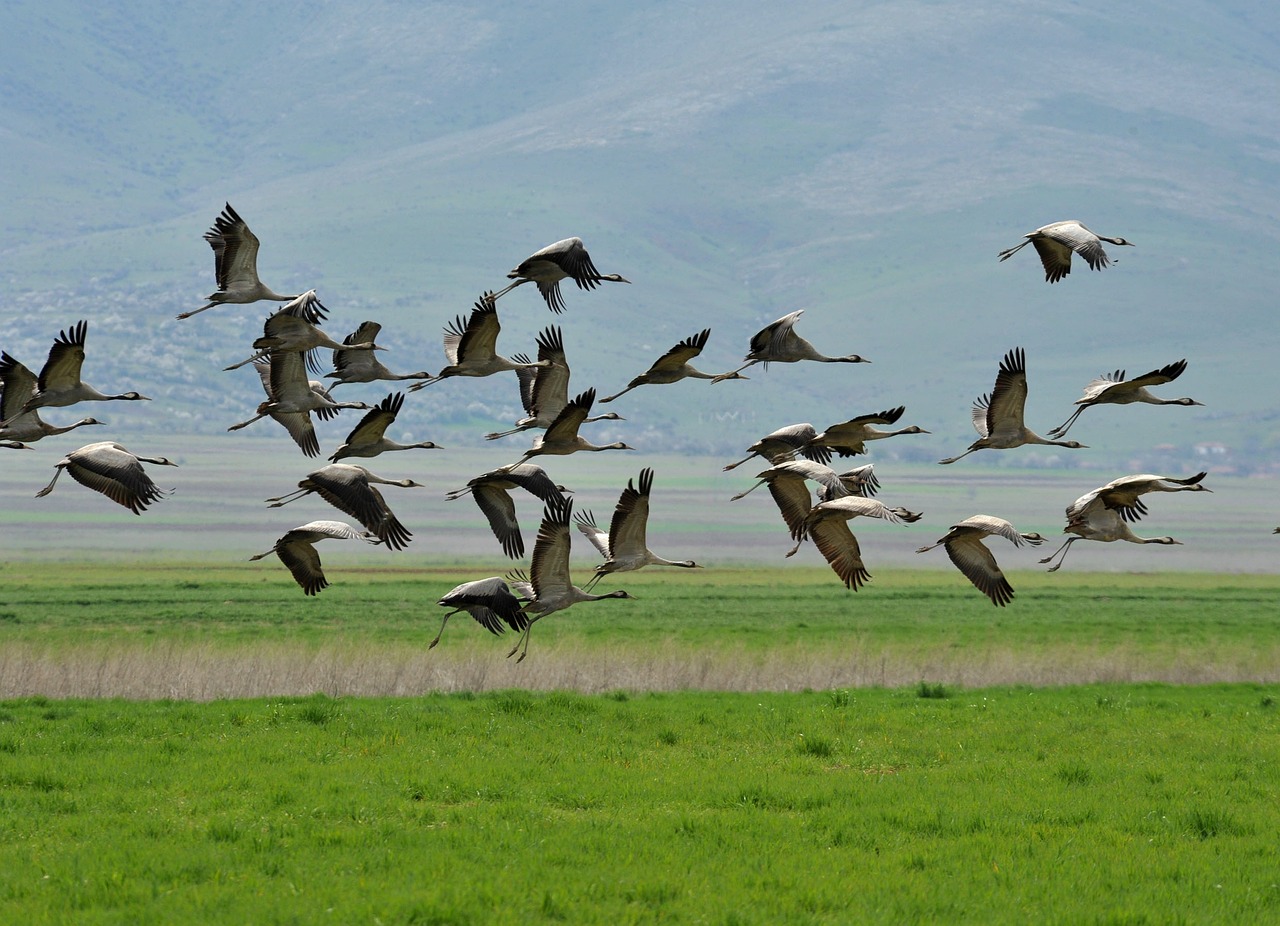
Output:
left=2, top=1, right=1277, bottom=468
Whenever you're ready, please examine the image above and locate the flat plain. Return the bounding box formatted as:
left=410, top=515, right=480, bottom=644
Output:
left=2, top=563, right=1278, bottom=697
left=2, top=550, right=1277, bottom=922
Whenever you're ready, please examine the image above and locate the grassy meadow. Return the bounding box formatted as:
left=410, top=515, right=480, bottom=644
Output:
left=2, top=685, right=1278, bottom=924
left=2, top=562, right=1278, bottom=923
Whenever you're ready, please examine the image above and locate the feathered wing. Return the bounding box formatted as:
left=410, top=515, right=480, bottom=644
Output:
left=529, top=497, right=575, bottom=605
left=304, top=469, right=412, bottom=550
left=607, top=468, right=653, bottom=560
left=762, top=471, right=817, bottom=541
left=331, top=321, right=383, bottom=373
left=1, top=353, right=39, bottom=422
left=338, top=392, right=401, bottom=447
left=1126, top=359, right=1189, bottom=389
left=275, top=536, right=329, bottom=596
left=944, top=534, right=1014, bottom=607
left=473, top=483, right=525, bottom=559
left=650, top=329, right=710, bottom=373
left=982, top=347, right=1029, bottom=441
left=38, top=321, right=89, bottom=393
left=573, top=509, right=613, bottom=559
left=808, top=518, right=871, bottom=590
left=451, top=293, right=502, bottom=362
left=206, top=203, right=262, bottom=292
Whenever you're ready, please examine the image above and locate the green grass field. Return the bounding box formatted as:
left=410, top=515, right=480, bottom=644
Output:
left=2, top=563, right=1278, bottom=923
left=2, top=686, right=1277, bottom=924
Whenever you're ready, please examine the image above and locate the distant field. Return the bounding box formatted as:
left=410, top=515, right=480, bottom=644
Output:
left=2, top=443, right=1276, bottom=572
left=2, top=563, right=1277, bottom=698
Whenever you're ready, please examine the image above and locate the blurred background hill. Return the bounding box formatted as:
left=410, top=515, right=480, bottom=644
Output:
left=1, top=1, right=1277, bottom=549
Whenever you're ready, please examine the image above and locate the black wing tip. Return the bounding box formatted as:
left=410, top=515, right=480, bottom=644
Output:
left=537, top=326, right=565, bottom=355
left=1000, top=346, right=1026, bottom=373
left=55, top=320, right=89, bottom=346
left=685, top=328, right=711, bottom=350
left=544, top=493, right=573, bottom=524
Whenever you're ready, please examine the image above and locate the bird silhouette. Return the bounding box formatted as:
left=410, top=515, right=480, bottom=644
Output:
left=997, top=220, right=1134, bottom=283
left=181, top=203, right=304, bottom=319
left=916, top=515, right=1044, bottom=606
left=938, top=348, right=1087, bottom=464
left=249, top=520, right=380, bottom=595
left=34, top=441, right=176, bottom=514
left=493, top=237, right=630, bottom=313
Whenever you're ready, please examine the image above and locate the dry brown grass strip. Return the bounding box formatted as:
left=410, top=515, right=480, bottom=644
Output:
left=2, top=639, right=1278, bottom=700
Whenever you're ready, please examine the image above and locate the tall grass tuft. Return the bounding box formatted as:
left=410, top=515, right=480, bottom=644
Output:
left=797, top=734, right=835, bottom=758
left=1184, top=808, right=1247, bottom=840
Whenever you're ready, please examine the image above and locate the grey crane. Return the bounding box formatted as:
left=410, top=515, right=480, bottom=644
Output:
left=34, top=441, right=176, bottom=515
left=328, top=392, right=442, bottom=462
left=12, top=321, right=149, bottom=419
left=938, top=348, right=1088, bottom=464
left=722, top=422, right=832, bottom=472
left=600, top=329, right=746, bottom=403
left=822, top=464, right=881, bottom=501
left=1048, top=360, right=1203, bottom=438
left=574, top=468, right=701, bottom=589
left=485, top=326, right=622, bottom=440
left=519, top=387, right=634, bottom=461
left=249, top=520, right=380, bottom=596
left=431, top=577, right=530, bottom=648
left=324, top=321, right=432, bottom=388
left=812, top=406, right=930, bottom=457
left=180, top=203, right=303, bottom=319
left=507, top=496, right=635, bottom=662
left=445, top=461, right=569, bottom=560
left=998, top=220, right=1134, bottom=283
left=0, top=352, right=103, bottom=447
left=493, top=237, right=630, bottom=314
left=228, top=353, right=369, bottom=457
left=711, top=310, right=870, bottom=383
left=223, top=292, right=378, bottom=373
left=1039, top=472, right=1211, bottom=572
left=730, top=459, right=855, bottom=542
left=790, top=497, right=923, bottom=589
left=409, top=292, right=547, bottom=391
left=916, top=515, right=1045, bottom=607
left=265, top=462, right=423, bottom=551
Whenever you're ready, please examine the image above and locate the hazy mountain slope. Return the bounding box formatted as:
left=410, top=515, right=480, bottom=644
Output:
left=1, top=0, right=1277, bottom=470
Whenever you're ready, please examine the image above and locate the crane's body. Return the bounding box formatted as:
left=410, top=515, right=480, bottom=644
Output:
left=249, top=520, right=379, bottom=595
left=939, top=347, right=1087, bottom=464
left=574, top=468, right=700, bottom=589
left=916, top=515, right=1044, bottom=606
left=1039, top=473, right=1210, bottom=572
left=712, top=310, right=870, bottom=382
left=181, top=203, right=301, bottom=319
left=998, top=220, right=1133, bottom=283
left=265, top=463, right=423, bottom=551
left=1048, top=360, right=1202, bottom=438
left=34, top=441, right=176, bottom=515
left=494, top=237, right=629, bottom=314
